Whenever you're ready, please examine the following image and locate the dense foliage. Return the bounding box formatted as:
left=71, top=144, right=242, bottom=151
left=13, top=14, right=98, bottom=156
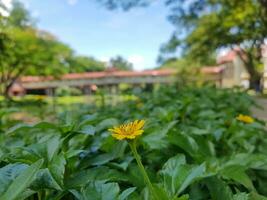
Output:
left=109, top=56, right=133, bottom=71
left=0, top=1, right=106, bottom=97
left=0, top=86, right=267, bottom=200
left=162, top=0, right=266, bottom=89
left=98, top=0, right=267, bottom=89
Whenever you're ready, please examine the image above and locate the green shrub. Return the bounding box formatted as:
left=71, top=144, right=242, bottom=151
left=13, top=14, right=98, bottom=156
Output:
left=0, top=86, right=266, bottom=200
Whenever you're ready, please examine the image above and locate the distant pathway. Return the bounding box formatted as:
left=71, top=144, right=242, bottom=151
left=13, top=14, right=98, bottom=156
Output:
left=252, top=97, right=267, bottom=122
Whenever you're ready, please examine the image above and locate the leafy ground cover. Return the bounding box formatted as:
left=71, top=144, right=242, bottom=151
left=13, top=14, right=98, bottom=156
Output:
left=0, top=86, right=267, bottom=200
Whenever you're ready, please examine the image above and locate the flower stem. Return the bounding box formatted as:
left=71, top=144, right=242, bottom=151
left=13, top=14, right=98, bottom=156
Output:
left=129, top=140, right=158, bottom=200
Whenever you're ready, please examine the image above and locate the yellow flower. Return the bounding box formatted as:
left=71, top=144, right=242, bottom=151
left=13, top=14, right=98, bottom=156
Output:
left=236, top=114, right=254, bottom=123
left=108, top=120, right=145, bottom=140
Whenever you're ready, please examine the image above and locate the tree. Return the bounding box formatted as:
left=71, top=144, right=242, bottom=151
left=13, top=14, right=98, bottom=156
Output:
left=165, top=0, right=267, bottom=90
left=68, top=56, right=106, bottom=72
left=0, top=28, right=73, bottom=97
left=0, top=1, right=105, bottom=98
left=97, top=0, right=149, bottom=10
left=7, top=0, right=33, bottom=28
left=0, top=1, right=74, bottom=98
left=109, top=55, right=133, bottom=70
left=97, top=0, right=267, bottom=90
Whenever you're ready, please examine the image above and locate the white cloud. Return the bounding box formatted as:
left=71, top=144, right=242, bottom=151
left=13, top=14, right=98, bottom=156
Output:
left=99, top=56, right=110, bottom=63
left=1, top=0, right=12, bottom=9
left=0, top=0, right=32, bottom=16
left=128, top=55, right=145, bottom=71
left=0, top=0, right=12, bottom=16
left=0, top=7, right=8, bottom=16
left=67, top=0, right=78, bottom=6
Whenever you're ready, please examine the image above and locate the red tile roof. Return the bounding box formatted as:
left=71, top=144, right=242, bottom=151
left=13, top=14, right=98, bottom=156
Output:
left=20, top=69, right=176, bottom=83
left=20, top=65, right=227, bottom=84
left=217, top=49, right=246, bottom=64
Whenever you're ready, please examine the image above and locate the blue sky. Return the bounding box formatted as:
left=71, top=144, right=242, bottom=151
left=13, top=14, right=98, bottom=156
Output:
left=5, top=0, right=175, bottom=70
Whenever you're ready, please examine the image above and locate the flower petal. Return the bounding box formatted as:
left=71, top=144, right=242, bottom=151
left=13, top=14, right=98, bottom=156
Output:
left=136, top=120, right=145, bottom=130
left=112, top=133, right=126, bottom=140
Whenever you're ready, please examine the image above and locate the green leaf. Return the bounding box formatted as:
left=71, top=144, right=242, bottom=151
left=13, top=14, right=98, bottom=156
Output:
left=65, top=166, right=127, bottom=188
left=80, top=181, right=120, bottom=200
left=109, top=156, right=134, bottom=171
left=69, top=189, right=84, bottom=200
left=46, top=136, right=61, bottom=162
left=153, top=184, right=170, bottom=200
left=96, top=118, right=118, bottom=132
left=127, top=164, right=146, bottom=188
left=248, top=192, right=267, bottom=200
left=0, top=164, right=28, bottom=195
left=0, top=159, right=43, bottom=200
left=174, top=194, right=190, bottom=200
left=177, top=163, right=206, bottom=195
left=31, top=168, right=62, bottom=190
left=101, top=182, right=120, bottom=200
left=65, top=149, right=84, bottom=159
left=160, top=154, right=206, bottom=196
left=160, top=154, right=187, bottom=195
left=86, top=141, right=127, bottom=166
left=205, top=176, right=233, bottom=200
left=118, top=187, right=136, bottom=200
left=233, top=192, right=249, bottom=200
left=49, top=153, right=66, bottom=187
left=6, top=124, right=32, bottom=135
left=142, top=121, right=177, bottom=150
left=168, top=132, right=199, bottom=159
left=220, top=165, right=254, bottom=190
left=14, top=189, right=36, bottom=200
left=225, top=154, right=267, bottom=171
left=78, top=125, right=96, bottom=135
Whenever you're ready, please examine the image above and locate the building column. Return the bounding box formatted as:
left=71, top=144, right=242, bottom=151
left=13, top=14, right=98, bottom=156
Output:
left=83, top=86, right=91, bottom=95
left=262, top=45, right=267, bottom=91
left=45, top=88, right=54, bottom=96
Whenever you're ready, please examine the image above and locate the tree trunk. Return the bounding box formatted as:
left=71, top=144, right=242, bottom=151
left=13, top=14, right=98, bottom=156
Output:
left=244, top=53, right=262, bottom=92
left=248, top=72, right=262, bottom=92
left=2, top=76, right=19, bottom=100
left=236, top=49, right=262, bottom=92
left=3, top=83, right=13, bottom=100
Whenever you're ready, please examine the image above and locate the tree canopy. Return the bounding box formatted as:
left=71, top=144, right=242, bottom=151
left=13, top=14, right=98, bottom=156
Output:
left=0, top=0, right=106, bottom=97
left=98, top=0, right=267, bottom=89
left=68, top=56, right=105, bottom=73
left=109, top=55, right=133, bottom=71
left=165, top=0, right=266, bottom=88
